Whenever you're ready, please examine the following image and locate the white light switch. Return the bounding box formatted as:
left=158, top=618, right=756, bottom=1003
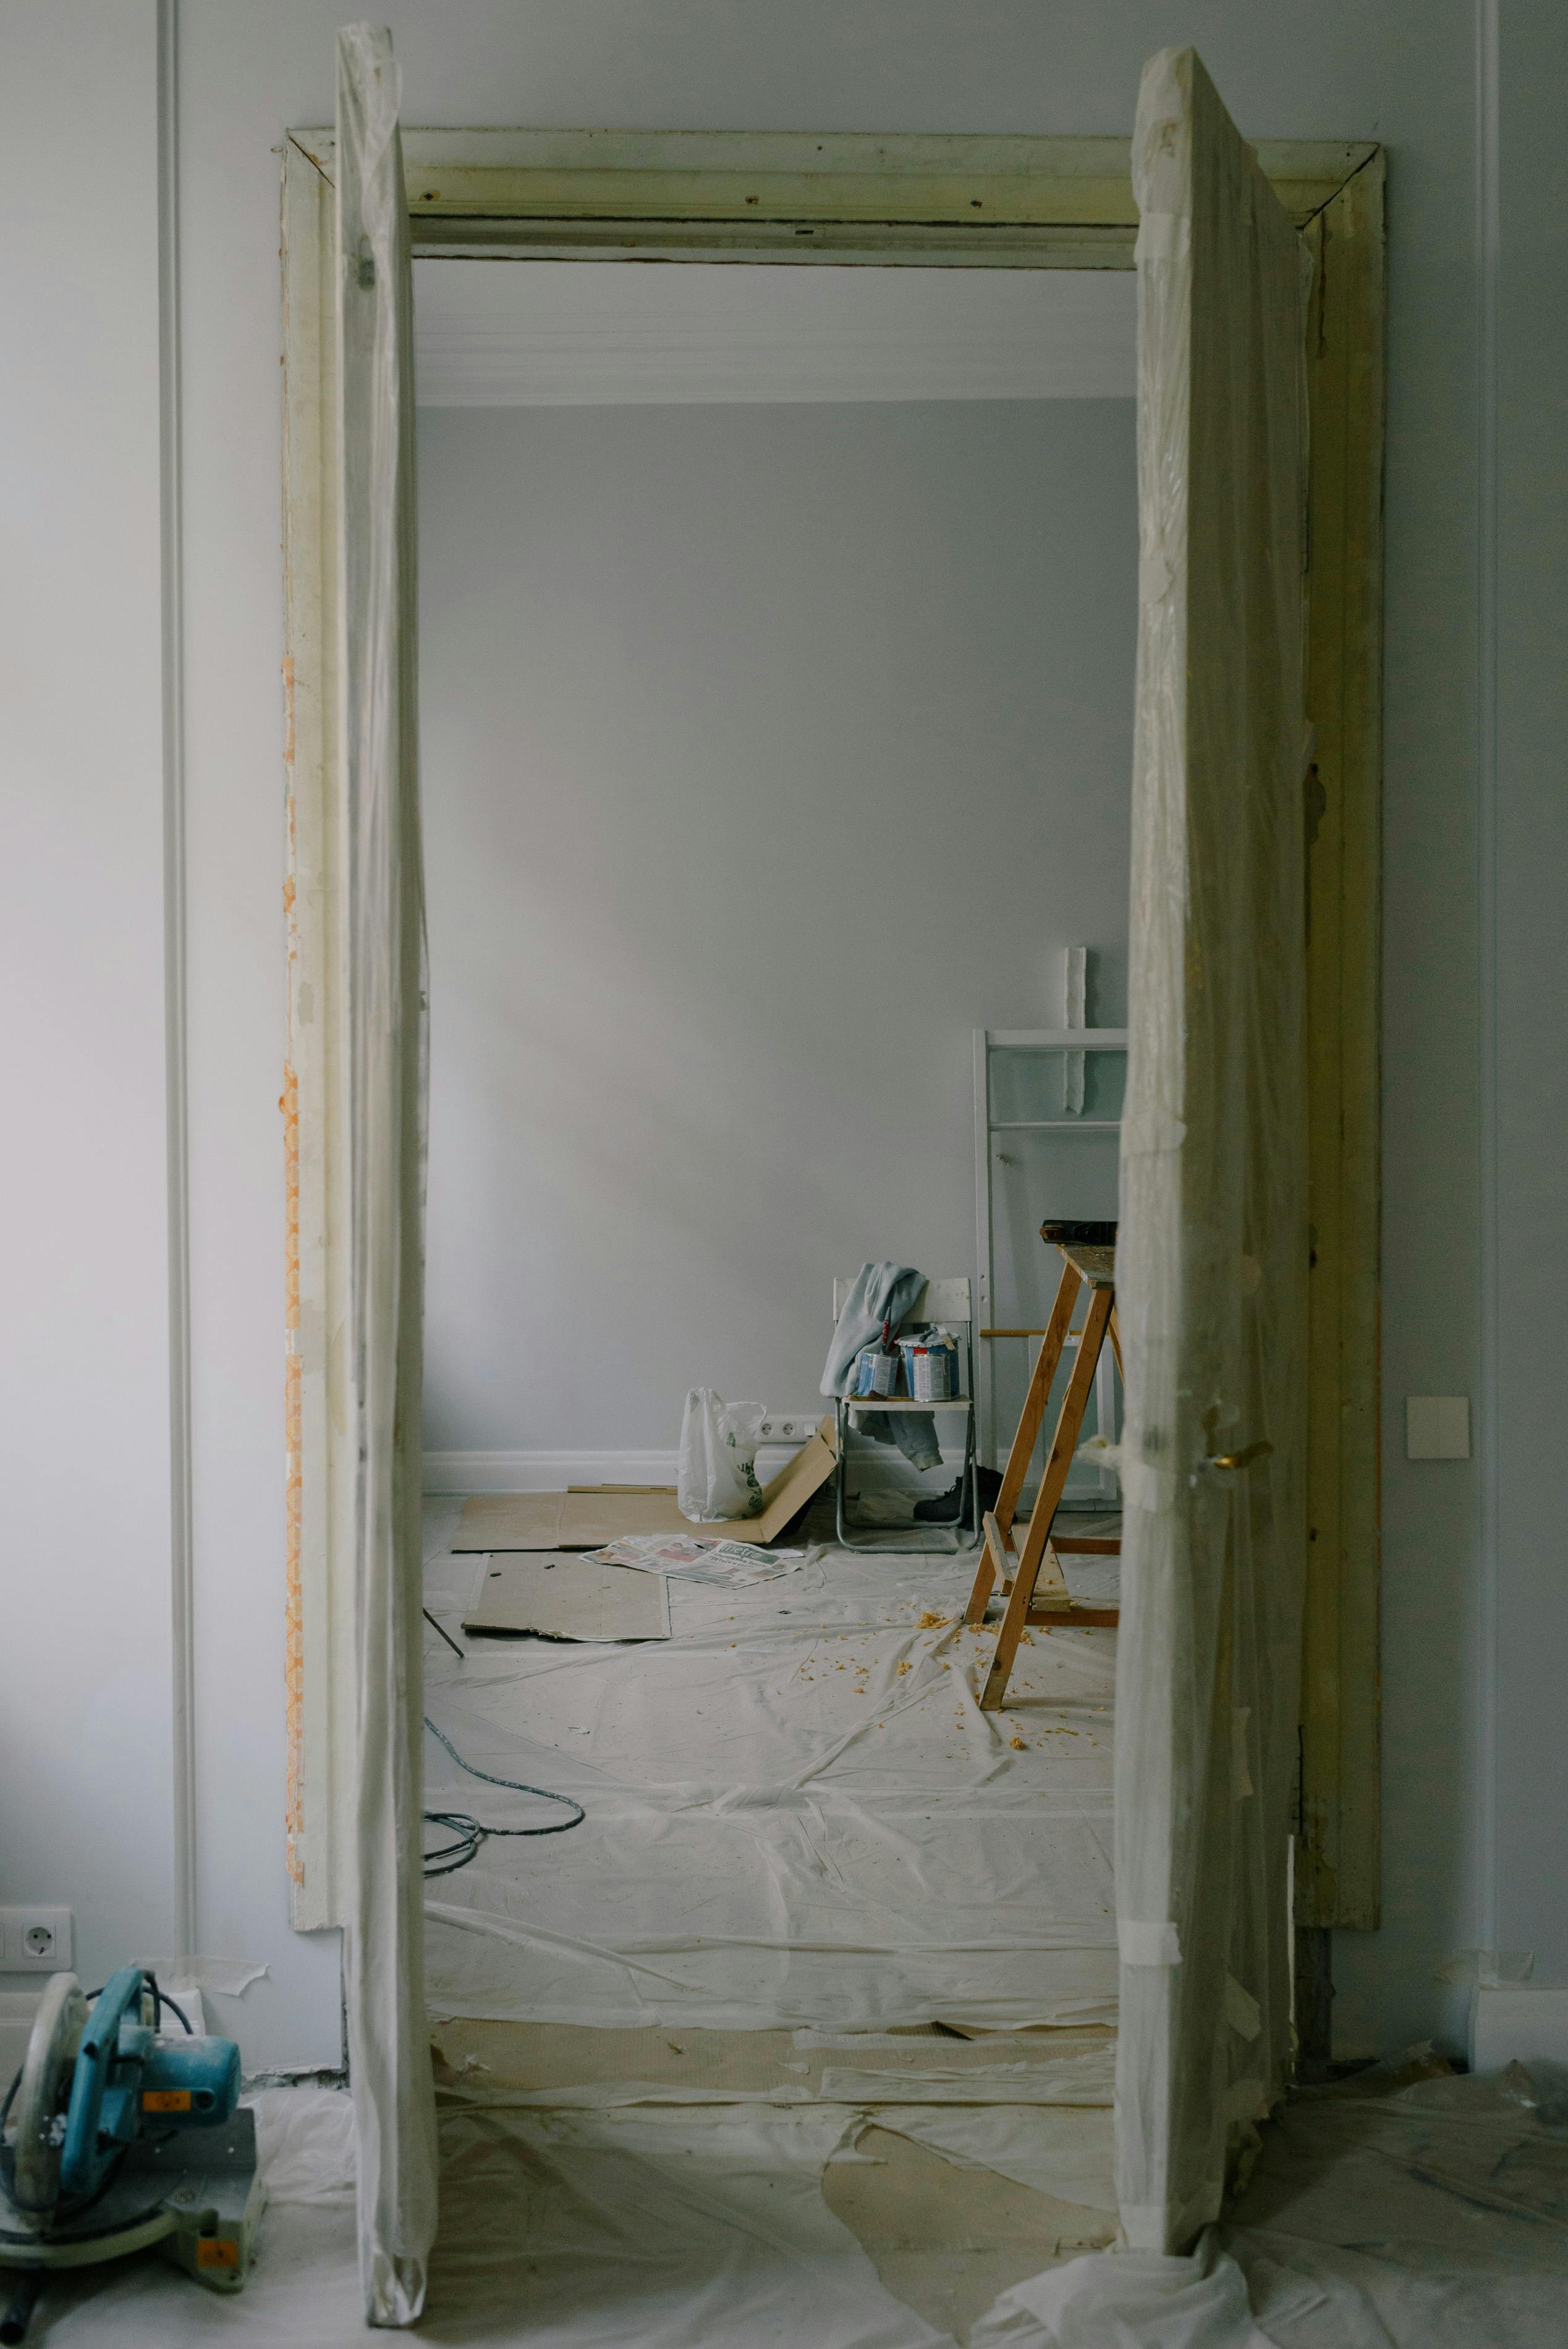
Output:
left=1405, top=1396, right=1470, bottom=1461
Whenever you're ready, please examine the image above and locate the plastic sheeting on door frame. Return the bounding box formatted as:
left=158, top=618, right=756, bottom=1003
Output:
left=333, top=24, right=438, bottom=2323
left=276, top=62, right=1383, bottom=2281
left=1114, top=45, right=1310, bottom=2254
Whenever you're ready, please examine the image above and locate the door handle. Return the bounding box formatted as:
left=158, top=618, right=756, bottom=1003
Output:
left=1208, top=1439, right=1273, bottom=1471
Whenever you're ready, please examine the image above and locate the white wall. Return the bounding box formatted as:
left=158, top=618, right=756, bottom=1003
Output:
left=0, top=4, right=178, bottom=2005
left=418, top=397, right=1135, bottom=1455
left=9, top=0, right=1561, bottom=2068
left=1490, top=0, right=1568, bottom=1992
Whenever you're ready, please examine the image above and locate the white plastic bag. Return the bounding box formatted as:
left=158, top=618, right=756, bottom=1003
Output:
left=678, top=1390, right=768, bottom=1521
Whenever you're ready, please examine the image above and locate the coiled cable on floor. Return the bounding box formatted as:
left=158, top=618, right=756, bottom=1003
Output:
left=422, top=1717, right=586, bottom=1878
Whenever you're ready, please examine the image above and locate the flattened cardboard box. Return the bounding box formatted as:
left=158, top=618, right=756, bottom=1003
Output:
left=455, top=1489, right=692, bottom=1552
left=462, top=1553, right=672, bottom=1642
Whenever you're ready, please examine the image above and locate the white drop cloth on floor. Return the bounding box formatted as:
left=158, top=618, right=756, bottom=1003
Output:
left=36, top=2086, right=959, bottom=2347
left=29, top=2089, right=362, bottom=2344
left=970, top=2240, right=1271, bottom=2349
left=969, top=2060, right=1568, bottom=2347
left=430, top=2075, right=1120, bottom=2225
left=1223, top=2058, right=1568, bottom=2348
left=422, top=1509, right=1117, bottom=2033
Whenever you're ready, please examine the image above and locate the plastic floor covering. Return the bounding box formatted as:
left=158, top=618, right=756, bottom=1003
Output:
left=975, top=2050, right=1568, bottom=2347
left=30, top=2086, right=964, bottom=2346
left=33, top=1516, right=1561, bottom=2342
left=420, top=1498, right=1121, bottom=2036
left=34, top=2054, right=1568, bottom=2344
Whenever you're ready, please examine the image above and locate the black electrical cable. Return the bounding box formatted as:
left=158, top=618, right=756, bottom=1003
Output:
left=422, top=1717, right=585, bottom=1878
left=423, top=1606, right=464, bottom=1659
left=73, top=1975, right=191, bottom=2036
left=1, top=2267, right=44, bottom=2345
left=143, top=1973, right=193, bottom=2035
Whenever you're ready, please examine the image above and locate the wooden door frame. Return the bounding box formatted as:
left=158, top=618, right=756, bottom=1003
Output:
left=279, top=127, right=1383, bottom=1935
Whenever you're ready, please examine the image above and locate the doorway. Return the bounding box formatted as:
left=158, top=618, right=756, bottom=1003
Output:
left=280, top=110, right=1383, bottom=2335
left=412, top=253, right=1133, bottom=2338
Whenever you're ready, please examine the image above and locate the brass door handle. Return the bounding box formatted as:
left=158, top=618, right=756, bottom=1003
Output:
left=1208, top=1439, right=1273, bottom=1471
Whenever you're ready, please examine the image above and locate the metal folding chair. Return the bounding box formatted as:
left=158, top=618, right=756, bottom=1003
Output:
left=832, top=1276, right=978, bottom=1552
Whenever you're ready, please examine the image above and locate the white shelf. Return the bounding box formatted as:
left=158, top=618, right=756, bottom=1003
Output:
left=974, top=1021, right=1124, bottom=1487
left=984, top=1028, right=1129, bottom=1050
left=842, top=1395, right=972, bottom=1412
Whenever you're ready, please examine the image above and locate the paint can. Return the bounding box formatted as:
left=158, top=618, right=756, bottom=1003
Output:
left=899, top=1331, right=960, bottom=1401
left=853, top=1344, right=901, bottom=1398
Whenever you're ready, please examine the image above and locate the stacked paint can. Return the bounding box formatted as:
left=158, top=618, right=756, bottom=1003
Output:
left=899, top=1330, right=961, bottom=1401
left=852, top=1342, right=901, bottom=1396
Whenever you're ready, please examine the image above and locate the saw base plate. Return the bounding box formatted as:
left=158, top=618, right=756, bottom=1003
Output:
left=0, top=2108, right=261, bottom=2284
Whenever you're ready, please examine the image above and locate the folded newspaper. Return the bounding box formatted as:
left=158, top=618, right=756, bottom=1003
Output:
left=586, top=1534, right=807, bottom=1589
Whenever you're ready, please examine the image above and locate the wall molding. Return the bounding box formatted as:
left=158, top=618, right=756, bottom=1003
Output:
left=1294, top=151, right=1387, bottom=1931
left=423, top=1428, right=975, bottom=1496
left=1474, top=0, right=1501, bottom=1958
left=424, top=1448, right=680, bottom=1494
left=423, top=1422, right=828, bottom=1495
left=158, top=0, right=197, bottom=1963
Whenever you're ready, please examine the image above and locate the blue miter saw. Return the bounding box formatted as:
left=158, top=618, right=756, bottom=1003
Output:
left=0, top=1967, right=261, bottom=2342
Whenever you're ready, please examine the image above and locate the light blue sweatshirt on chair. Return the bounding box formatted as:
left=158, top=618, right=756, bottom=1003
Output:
left=821, top=1262, right=942, bottom=1472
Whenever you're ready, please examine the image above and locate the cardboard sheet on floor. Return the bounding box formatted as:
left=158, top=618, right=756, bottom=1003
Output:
left=868, top=2105, right=1117, bottom=2217
left=420, top=2071, right=1119, bottom=2223
left=463, top=1555, right=671, bottom=1642
left=36, top=2086, right=959, bottom=2348
left=818, top=2051, right=1114, bottom=2104
left=456, top=1489, right=695, bottom=1550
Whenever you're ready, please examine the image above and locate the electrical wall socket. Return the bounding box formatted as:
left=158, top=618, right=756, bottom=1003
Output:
left=0, top=1908, right=74, bottom=1972
left=755, top=1414, right=822, bottom=1446
left=1405, top=1396, right=1471, bottom=1461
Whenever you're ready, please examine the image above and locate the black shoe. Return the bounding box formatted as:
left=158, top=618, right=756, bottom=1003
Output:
left=913, top=1466, right=1002, bottom=1524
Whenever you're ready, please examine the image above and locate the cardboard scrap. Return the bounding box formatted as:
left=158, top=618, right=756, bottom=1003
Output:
left=461, top=1554, right=672, bottom=1643
left=454, top=1418, right=839, bottom=1554
left=454, top=1489, right=693, bottom=1552
left=740, top=1414, right=839, bottom=1543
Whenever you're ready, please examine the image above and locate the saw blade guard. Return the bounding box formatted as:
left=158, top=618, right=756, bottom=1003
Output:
left=6, top=1976, right=87, bottom=2217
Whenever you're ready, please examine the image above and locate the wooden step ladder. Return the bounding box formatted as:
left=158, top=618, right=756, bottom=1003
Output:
left=966, top=1230, right=1122, bottom=1711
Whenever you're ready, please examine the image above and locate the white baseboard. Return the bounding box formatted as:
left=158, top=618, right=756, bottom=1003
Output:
left=423, top=1430, right=977, bottom=1497
left=1470, top=1982, right=1568, bottom=2070
left=0, top=1990, right=41, bottom=2081
left=425, top=1414, right=835, bottom=1497
left=423, top=1448, right=680, bottom=1494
